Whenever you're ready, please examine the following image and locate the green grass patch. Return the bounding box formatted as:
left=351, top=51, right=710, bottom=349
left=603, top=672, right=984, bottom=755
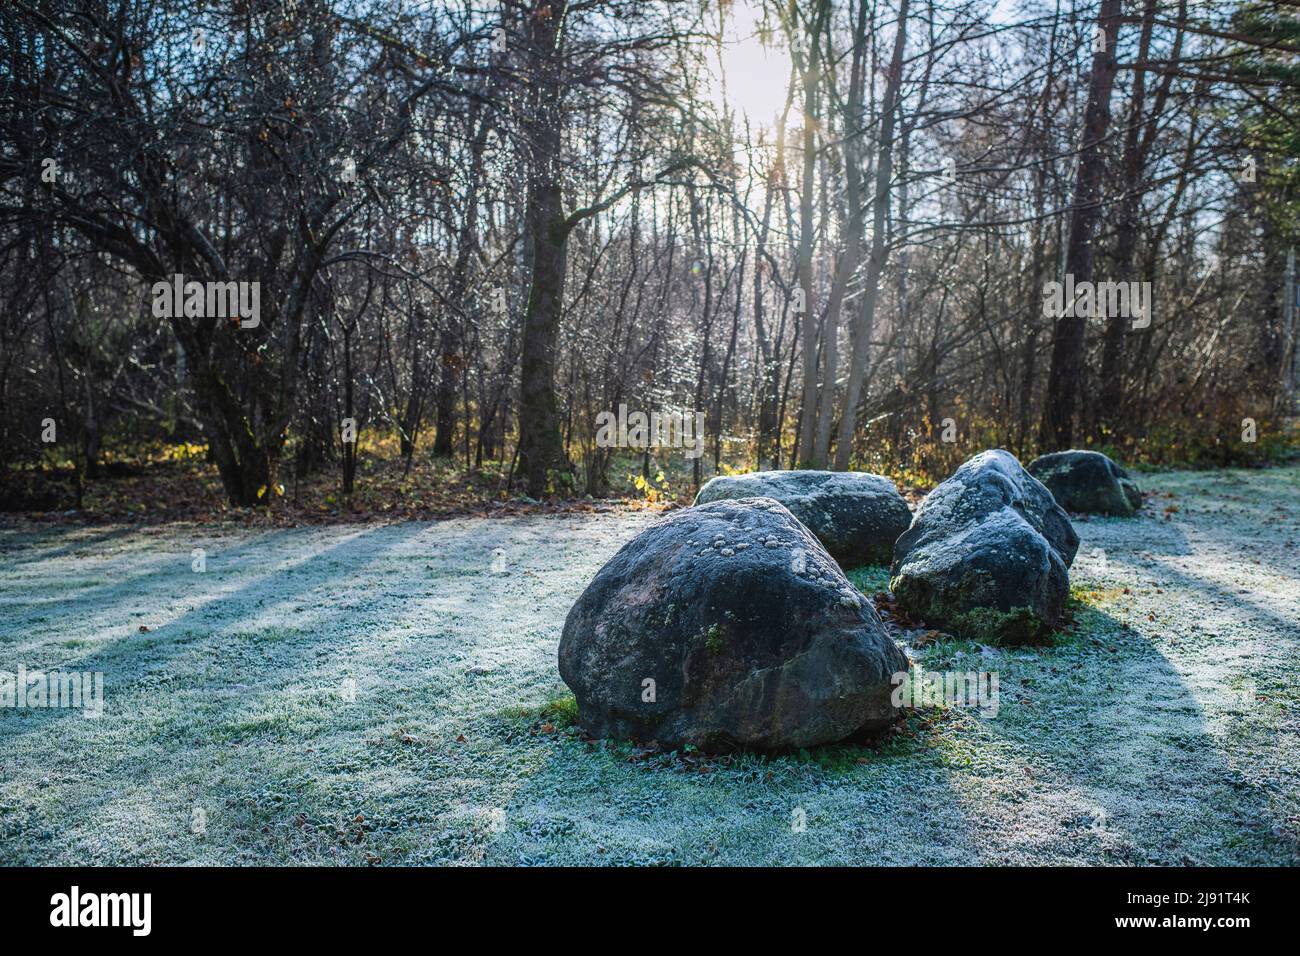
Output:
left=495, top=689, right=578, bottom=728
left=846, top=565, right=892, bottom=595
left=540, top=691, right=579, bottom=728
left=947, top=605, right=1053, bottom=645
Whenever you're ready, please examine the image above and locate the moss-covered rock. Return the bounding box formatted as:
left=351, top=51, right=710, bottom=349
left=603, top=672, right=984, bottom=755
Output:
left=889, top=449, right=1079, bottom=635
left=948, top=606, right=1054, bottom=645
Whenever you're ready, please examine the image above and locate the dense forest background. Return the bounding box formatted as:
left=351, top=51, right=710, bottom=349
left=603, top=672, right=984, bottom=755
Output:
left=1, top=0, right=1298, bottom=517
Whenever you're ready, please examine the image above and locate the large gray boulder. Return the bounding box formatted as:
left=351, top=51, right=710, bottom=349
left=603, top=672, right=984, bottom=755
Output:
left=693, top=470, right=912, bottom=566
left=558, top=497, right=907, bottom=752
left=889, top=450, right=1080, bottom=643
left=1027, top=449, right=1142, bottom=516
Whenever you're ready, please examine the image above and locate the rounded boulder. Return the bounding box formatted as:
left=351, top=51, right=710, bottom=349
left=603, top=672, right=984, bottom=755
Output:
left=890, top=450, right=1080, bottom=642
left=558, top=497, right=907, bottom=752
left=1027, top=449, right=1142, bottom=516
left=694, top=470, right=912, bottom=567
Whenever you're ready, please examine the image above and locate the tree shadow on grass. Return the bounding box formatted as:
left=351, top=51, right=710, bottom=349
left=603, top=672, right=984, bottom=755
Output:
left=925, top=506, right=1299, bottom=866
left=0, top=528, right=305, bottom=637
left=934, top=612, right=1293, bottom=865
left=0, top=523, right=138, bottom=567
left=0, top=512, right=634, bottom=865
left=0, top=521, right=436, bottom=864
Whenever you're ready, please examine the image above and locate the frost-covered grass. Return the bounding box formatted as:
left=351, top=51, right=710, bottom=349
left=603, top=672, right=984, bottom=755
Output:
left=1, top=466, right=1297, bottom=865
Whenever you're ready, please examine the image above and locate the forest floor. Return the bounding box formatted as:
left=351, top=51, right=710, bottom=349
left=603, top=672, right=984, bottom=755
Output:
left=0, top=465, right=1297, bottom=865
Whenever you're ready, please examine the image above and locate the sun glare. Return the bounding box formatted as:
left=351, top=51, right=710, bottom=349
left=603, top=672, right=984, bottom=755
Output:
left=707, top=0, right=793, bottom=128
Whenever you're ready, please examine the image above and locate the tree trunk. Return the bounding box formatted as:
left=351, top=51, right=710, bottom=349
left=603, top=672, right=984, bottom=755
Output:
left=1041, top=0, right=1122, bottom=449
left=518, top=186, right=570, bottom=497
left=516, top=0, right=572, bottom=497
left=794, top=0, right=829, bottom=467
left=1099, top=0, right=1171, bottom=436
left=432, top=327, right=458, bottom=457
left=341, top=323, right=356, bottom=498
left=192, top=365, right=274, bottom=507
left=1280, top=247, right=1298, bottom=416
left=834, top=0, right=908, bottom=470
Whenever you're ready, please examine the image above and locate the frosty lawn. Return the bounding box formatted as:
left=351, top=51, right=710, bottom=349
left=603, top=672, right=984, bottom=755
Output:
left=1, top=466, right=1297, bottom=865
